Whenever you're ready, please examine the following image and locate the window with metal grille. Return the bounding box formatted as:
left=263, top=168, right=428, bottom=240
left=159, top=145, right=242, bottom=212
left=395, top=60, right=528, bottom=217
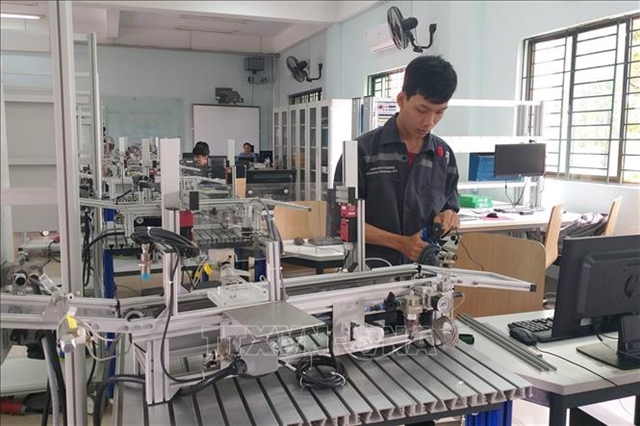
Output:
left=289, top=89, right=322, bottom=105
left=368, top=67, right=406, bottom=98
left=522, top=12, right=640, bottom=184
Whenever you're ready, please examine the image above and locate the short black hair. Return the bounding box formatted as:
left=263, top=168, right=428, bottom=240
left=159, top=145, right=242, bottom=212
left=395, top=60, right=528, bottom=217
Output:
left=401, top=55, right=457, bottom=104
left=242, top=142, right=251, bottom=148
left=193, top=141, right=210, bottom=156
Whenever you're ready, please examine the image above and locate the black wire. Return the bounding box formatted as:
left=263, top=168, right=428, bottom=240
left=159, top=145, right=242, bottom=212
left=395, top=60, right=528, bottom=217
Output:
left=40, top=381, right=51, bottom=426
left=46, top=240, right=60, bottom=264
left=597, top=333, right=640, bottom=360
left=504, top=179, right=526, bottom=208
left=534, top=346, right=640, bottom=396
left=455, top=231, right=485, bottom=271
left=176, top=361, right=242, bottom=397
left=92, top=374, right=145, bottom=426
left=282, top=355, right=348, bottom=390
left=87, top=340, right=98, bottom=386
left=278, top=331, right=348, bottom=390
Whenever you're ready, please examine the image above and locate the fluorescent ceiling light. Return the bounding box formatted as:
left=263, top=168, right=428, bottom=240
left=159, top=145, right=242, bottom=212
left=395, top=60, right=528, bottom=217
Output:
left=174, top=26, right=237, bottom=35
left=179, top=14, right=247, bottom=25
left=1, top=13, right=42, bottom=20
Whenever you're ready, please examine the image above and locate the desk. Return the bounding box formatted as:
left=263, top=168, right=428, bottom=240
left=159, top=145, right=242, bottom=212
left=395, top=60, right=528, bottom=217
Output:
left=461, top=310, right=640, bottom=425
left=281, top=241, right=345, bottom=274
left=457, top=208, right=581, bottom=233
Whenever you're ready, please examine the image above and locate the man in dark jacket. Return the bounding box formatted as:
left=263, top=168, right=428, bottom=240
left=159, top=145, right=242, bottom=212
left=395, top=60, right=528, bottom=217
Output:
left=335, top=55, right=460, bottom=265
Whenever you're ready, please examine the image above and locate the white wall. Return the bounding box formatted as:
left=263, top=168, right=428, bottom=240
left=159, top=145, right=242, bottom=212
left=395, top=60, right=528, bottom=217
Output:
left=544, top=179, right=640, bottom=236
left=275, top=0, right=640, bottom=234
left=93, top=46, right=275, bottom=151
left=276, top=31, right=326, bottom=107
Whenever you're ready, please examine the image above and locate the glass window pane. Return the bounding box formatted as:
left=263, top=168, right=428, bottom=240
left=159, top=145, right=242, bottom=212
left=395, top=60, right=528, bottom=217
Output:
left=626, top=108, right=640, bottom=124
left=622, top=170, right=640, bottom=183
left=572, top=111, right=612, bottom=125
left=570, top=167, right=607, bottom=177
left=534, top=45, right=566, bottom=62
left=572, top=125, right=612, bottom=139
left=571, top=140, right=610, bottom=154
left=623, top=154, right=640, bottom=170
left=625, top=140, right=640, bottom=154
left=573, top=96, right=612, bottom=112
left=535, top=38, right=567, bottom=50
left=573, top=81, right=613, bottom=97
left=574, top=65, right=614, bottom=84
left=532, top=87, right=564, bottom=101
left=577, top=25, right=617, bottom=42
left=576, top=35, right=617, bottom=56
left=543, top=100, right=562, bottom=113
left=533, top=60, right=565, bottom=76
left=575, top=50, right=616, bottom=69
left=544, top=113, right=562, bottom=127
left=532, top=73, right=564, bottom=89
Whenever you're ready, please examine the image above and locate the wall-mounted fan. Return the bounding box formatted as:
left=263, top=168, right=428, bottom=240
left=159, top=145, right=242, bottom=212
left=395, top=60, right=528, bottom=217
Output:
left=286, top=56, right=323, bottom=83
left=387, top=6, right=437, bottom=53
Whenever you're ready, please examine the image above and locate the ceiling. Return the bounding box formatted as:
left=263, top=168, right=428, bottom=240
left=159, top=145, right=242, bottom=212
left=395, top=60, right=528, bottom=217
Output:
left=0, top=0, right=379, bottom=54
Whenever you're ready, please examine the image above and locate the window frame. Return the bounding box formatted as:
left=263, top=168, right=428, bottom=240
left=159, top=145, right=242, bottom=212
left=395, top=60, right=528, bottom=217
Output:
left=521, top=12, right=640, bottom=184
left=367, top=67, right=406, bottom=98
left=288, top=88, right=323, bottom=105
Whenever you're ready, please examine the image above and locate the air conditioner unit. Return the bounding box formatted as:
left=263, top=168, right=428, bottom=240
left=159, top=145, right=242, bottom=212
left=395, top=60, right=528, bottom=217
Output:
left=364, top=22, right=394, bottom=53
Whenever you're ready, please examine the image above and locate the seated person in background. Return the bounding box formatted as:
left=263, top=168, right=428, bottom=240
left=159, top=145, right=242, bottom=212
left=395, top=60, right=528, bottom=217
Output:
left=193, top=141, right=210, bottom=167
left=237, top=142, right=258, bottom=161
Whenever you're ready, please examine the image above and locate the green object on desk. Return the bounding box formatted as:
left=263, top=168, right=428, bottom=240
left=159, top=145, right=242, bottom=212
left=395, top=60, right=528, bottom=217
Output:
left=459, top=194, right=493, bottom=208
left=459, top=333, right=475, bottom=344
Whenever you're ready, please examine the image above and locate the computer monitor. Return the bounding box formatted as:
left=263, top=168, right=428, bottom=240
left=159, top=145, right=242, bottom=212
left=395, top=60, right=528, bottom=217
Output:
left=494, top=143, right=546, bottom=177
left=236, top=156, right=256, bottom=163
left=209, top=156, right=227, bottom=179
left=552, top=234, right=640, bottom=368
left=259, top=151, right=273, bottom=163
left=245, top=169, right=295, bottom=200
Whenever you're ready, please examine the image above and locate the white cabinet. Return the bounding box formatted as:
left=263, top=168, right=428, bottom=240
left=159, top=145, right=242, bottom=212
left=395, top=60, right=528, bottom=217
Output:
left=273, top=99, right=351, bottom=201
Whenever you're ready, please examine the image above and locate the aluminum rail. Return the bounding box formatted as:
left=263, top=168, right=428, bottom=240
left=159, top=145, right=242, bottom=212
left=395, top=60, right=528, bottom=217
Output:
left=457, top=314, right=556, bottom=372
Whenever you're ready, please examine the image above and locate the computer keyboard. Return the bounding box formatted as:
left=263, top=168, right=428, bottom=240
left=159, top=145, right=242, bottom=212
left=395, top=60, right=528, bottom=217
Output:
left=308, top=237, right=343, bottom=246
left=508, top=317, right=554, bottom=342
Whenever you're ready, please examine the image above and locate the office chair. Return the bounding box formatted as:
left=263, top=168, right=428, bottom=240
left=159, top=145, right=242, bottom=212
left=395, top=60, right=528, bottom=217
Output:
left=543, top=203, right=565, bottom=269
left=602, top=196, right=622, bottom=236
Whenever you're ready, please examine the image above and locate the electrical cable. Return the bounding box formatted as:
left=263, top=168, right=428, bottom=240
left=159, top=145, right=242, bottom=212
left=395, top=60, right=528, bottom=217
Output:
left=534, top=346, right=640, bottom=396
left=86, top=340, right=97, bottom=387
left=279, top=356, right=348, bottom=389
left=365, top=257, right=393, bottom=268
left=92, top=375, right=145, bottom=426
left=455, top=231, right=485, bottom=271
left=176, top=361, right=243, bottom=397
left=597, top=333, right=640, bottom=361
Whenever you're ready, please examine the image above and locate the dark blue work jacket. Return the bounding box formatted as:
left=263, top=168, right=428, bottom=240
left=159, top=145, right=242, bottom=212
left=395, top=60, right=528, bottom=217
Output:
left=335, top=114, right=459, bottom=265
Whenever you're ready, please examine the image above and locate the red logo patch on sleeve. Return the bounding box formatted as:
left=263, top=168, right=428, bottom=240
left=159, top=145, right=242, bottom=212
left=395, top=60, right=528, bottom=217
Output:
left=436, top=146, right=444, bottom=158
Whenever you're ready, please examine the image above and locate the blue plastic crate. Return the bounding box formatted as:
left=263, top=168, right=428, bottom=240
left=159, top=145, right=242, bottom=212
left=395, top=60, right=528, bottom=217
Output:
left=468, top=153, right=522, bottom=182
left=469, top=153, right=500, bottom=181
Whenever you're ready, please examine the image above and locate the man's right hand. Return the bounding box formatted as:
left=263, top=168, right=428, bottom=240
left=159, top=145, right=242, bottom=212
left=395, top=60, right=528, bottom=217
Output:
left=401, top=231, right=429, bottom=262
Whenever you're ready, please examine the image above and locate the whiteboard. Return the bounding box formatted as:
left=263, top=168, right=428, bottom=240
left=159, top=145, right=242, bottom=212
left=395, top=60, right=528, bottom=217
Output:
left=192, top=104, right=260, bottom=156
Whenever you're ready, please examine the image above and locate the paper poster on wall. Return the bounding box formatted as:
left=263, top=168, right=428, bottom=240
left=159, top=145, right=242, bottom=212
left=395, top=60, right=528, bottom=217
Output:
left=192, top=104, right=260, bottom=156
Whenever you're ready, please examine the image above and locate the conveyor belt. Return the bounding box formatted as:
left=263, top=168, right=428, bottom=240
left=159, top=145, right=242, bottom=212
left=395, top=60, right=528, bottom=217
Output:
left=116, top=341, right=532, bottom=425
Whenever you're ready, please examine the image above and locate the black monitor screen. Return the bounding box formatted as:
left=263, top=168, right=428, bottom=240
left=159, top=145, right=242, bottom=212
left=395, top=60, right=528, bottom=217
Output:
left=494, top=143, right=546, bottom=177
left=246, top=169, right=296, bottom=184
left=259, top=151, right=273, bottom=163
left=552, top=234, right=640, bottom=339
left=209, top=156, right=227, bottom=179
left=236, top=156, right=256, bottom=163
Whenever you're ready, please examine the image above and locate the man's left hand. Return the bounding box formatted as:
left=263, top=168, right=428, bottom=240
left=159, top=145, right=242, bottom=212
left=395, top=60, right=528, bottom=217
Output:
left=434, top=210, right=460, bottom=235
